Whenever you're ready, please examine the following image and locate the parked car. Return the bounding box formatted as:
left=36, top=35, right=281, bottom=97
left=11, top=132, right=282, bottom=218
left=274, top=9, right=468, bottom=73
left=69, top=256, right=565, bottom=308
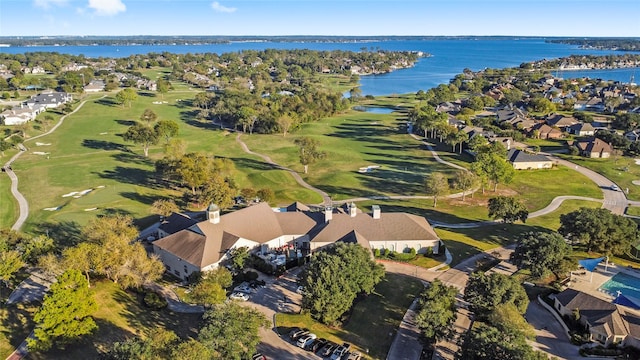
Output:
left=308, top=338, right=327, bottom=352
left=250, top=279, right=266, bottom=289
left=251, top=353, right=267, bottom=360
left=611, top=184, right=621, bottom=191
left=330, top=345, right=348, bottom=360
left=345, top=352, right=361, bottom=360
left=290, top=328, right=309, bottom=340
left=287, top=327, right=301, bottom=338
left=296, top=333, right=317, bottom=348
left=319, top=341, right=338, bottom=356
left=234, top=282, right=253, bottom=294
left=228, top=292, right=249, bottom=301
left=296, top=285, right=305, bottom=294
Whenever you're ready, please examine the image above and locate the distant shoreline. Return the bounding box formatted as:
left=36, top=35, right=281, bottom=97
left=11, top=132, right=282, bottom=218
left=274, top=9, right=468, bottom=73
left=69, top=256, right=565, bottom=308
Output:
left=1, top=35, right=633, bottom=47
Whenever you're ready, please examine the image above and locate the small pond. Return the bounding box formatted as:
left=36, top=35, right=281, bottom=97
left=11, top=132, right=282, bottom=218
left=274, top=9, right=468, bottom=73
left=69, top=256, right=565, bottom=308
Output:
left=352, top=106, right=396, bottom=114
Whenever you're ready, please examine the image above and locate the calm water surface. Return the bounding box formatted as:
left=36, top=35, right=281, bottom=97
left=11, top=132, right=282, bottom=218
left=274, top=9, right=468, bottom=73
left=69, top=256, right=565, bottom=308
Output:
left=3, top=39, right=638, bottom=95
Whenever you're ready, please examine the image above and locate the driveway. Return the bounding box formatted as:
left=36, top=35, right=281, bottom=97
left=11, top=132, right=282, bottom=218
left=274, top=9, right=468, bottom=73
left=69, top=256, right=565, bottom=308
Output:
left=526, top=300, right=579, bottom=360
left=243, top=268, right=323, bottom=360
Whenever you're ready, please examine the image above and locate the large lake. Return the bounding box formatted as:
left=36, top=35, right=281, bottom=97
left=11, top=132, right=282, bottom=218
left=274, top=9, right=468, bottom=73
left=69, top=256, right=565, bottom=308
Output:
left=3, top=38, right=638, bottom=96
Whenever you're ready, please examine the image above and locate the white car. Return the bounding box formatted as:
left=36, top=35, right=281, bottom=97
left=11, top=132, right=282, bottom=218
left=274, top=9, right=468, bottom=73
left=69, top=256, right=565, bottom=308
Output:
left=296, top=333, right=317, bottom=348
left=610, top=184, right=621, bottom=192
left=229, top=292, right=249, bottom=301
left=296, top=285, right=305, bottom=295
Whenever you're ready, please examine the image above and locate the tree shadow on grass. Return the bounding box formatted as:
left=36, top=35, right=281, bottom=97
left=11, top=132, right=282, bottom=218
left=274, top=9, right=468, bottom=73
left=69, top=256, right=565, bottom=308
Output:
left=113, top=289, right=202, bottom=341
left=95, top=98, right=118, bottom=107
left=98, top=208, right=135, bottom=218
left=35, top=220, right=83, bottom=248
left=120, top=191, right=162, bottom=206
left=0, top=304, right=35, bottom=353
left=115, top=119, right=136, bottom=126
left=96, top=166, right=160, bottom=189
left=82, top=139, right=130, bottom=152
left=230, top=157, right=278, bottom=172
left=39, top=317, right=136, bottom=359
left=112, top=152, right=154, bottom=166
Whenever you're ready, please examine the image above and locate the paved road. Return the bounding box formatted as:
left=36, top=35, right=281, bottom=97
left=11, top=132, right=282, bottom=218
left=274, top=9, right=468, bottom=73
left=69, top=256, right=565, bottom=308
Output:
left=549, top=156, right=628, bottom=215
left=526, top=300, right=580, bottom=360
left=3, top=97, right=99, bottom=230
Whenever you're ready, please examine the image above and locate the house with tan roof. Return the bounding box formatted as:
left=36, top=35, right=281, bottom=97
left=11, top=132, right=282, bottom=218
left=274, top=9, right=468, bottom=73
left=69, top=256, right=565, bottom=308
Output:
left=152, top=202, right=441, bottom=280
left=575, top=137, right=613, bottom=158
left=530, top=123, right=563, bottom=140
left=553, top=289, right=640, bottom=348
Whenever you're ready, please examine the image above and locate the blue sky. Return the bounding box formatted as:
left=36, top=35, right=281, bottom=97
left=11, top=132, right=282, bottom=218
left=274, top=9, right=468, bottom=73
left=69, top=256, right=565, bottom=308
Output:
left=1, top=0, right=639, bottom=37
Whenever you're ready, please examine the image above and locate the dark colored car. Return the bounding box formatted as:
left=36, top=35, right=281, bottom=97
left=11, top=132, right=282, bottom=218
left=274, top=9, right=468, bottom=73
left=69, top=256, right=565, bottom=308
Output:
left=307, top=338, right=327, bottom=352
left=319, top=341, right=338, bottom=356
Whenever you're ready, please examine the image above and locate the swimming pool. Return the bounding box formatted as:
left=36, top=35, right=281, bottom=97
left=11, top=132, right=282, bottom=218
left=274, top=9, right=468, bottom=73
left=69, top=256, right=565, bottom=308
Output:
left=599, top=272, right=640, bottom=300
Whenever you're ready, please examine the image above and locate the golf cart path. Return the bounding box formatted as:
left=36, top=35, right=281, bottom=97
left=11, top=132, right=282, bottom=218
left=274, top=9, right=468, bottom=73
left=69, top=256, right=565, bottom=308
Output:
left=3, top=97, right=100, bottom=231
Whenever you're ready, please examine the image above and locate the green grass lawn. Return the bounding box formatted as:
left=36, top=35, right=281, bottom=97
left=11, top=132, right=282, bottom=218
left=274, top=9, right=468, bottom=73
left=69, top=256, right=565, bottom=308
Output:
left=276, top=273, right=423, bottom=359
left=627, top=206, right=640, bottom=217
left=29, top=280, right=202, bottom=360
left=0, top=174, right=17, bottom=229
left=558, top=154, right=640, bottom=201
left=527, top=199, right=602, bottom=231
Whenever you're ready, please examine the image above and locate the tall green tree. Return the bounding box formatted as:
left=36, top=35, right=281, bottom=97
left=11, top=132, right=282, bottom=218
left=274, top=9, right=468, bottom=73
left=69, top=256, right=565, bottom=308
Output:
left=472, top=152, right=514, bottom=192
left=115, top=88, right=138, bottom=108
left=415, top=279, right=458, bottom=341
left=559, top=207, right=639, bottom=254
left=511, top=232, right=573, bottom=279
left=487, top=196, right=528, bottom=224
left=453, top=170, right=477, bottom=201
left=140, top=108, right=158, bottom=124
left=294, top=136, right=326, bottom=174
left=464, top=272, right=529, bottom=319
left=123, top=123, right=159, bottom=157
left=108, top=328, right=179, bottom=360
left=0, top=250, right=24, bottom=288
left=156, top=79, right=171, bottom=99
left=190, top=268, right=233, bottom=307
left=458, top=322, right=548, bottom=360
left=154, top=119, right=179, bottom=144
left=28, top=270, right=97, bottom=351
left=424, top=172, right=449, bottom=207
left=299, top=243, right=384, bottom=324
left=198, top=302, right=269, bottom=360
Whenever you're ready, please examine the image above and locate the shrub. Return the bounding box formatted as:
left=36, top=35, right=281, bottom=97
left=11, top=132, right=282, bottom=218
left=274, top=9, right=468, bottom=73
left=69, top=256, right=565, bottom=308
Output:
left=245, top=270, right=259, bottom=281
left=424, top=247, right=434, bottom=257
left=143, top=291, right=168, bottom=310
left=409, top=247, right=416, bottom=255
left=374, top=248, right=381, bottom=258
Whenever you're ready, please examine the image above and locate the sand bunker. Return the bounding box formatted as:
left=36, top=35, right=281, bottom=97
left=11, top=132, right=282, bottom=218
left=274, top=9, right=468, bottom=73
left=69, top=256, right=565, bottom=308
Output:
left=62, top=188, right=94, bottom=198
left=84, top=208, right=98, bottom=211
left=33, top=152, right=50, bottom=155
left=35, top=142, right=51, bottom=146
left=43, top=206, right=61, bottom=211
left=633, top=180, right=640, bottom=186
left=635, top=159, right=640, bottom=165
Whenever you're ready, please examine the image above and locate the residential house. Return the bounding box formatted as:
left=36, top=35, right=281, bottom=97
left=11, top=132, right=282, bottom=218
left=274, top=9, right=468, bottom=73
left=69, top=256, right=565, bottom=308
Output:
left=84, top=80, right=105, bottom=92
left=25, top=91, right=72, bottom=110
left=568, top=123, right=596, bottom=137
left=553, top=289, right=640, bottom=348
left=546, top=114, right=579, bottom=130
left=152, top=202, right=441, bottom=280
left=575, top=137, right=613, bottom=158
left=0, top=105, right=43, bottom=125
left=506, top=149, right=553, bottom=170
left=530, top=123, right=563, bottom=140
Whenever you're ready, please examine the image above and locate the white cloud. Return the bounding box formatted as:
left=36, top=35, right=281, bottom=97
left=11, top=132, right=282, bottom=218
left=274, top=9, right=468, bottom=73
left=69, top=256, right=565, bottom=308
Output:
left=88, top=0, right=126, bottom=16
left=34, top=0, right=68, bottom=9
left=211, top=1, right=236, bottom=13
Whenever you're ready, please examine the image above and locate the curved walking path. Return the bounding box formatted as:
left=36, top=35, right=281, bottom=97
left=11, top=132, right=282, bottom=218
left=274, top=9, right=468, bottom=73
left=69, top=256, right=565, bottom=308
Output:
left=410, top=133, right=467, bottom=171
left=3, top=97, right=99, bottom=230
left=235, top=133, right=332, bottom=205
